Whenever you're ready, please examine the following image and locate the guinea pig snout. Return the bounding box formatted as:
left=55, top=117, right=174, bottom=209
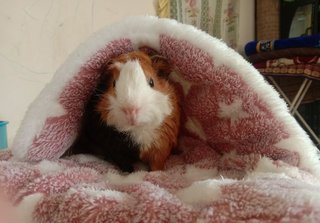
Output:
left=121, top=106, right=140, bottom=125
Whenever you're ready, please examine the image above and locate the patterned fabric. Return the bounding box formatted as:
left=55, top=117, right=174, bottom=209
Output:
left=156, top=0, right=170, bottom=18
left=254, top=56, right=320, bottom=69
left=25, top=39, right=134, bottom=161
left=5, top=16, right=320, bottom=222
left=1, top=151, right=320, bottom=222
left=157, top=0, right=239, bottom=49
left=252, top=56, right=320, bottom=80
left=256, top=63, right=320, bottom=80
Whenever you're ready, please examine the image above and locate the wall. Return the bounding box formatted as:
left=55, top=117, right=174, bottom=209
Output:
left=0, top=0, right=155, bottom=145
left=0, top=0, right=254, bottom=146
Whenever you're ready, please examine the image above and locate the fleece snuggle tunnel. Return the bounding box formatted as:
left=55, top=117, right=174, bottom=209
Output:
left=2, top=16, right=320, bottom=222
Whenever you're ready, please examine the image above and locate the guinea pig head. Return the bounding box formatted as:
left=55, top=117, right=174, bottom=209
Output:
left=97, top=51, right=173, bottom=146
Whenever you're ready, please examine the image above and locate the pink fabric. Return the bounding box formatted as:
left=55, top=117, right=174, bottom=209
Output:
left=1, top=148, right=320, bottom=222
left=160, top=35, right=296, bottom=166
left=17, top=35, right=299, bottom=168
left=4, top=23, right=320, bottom=221
left=25, top=39, right=133, bottom=161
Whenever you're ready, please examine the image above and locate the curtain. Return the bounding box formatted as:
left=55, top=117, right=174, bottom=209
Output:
left=156, top=0, right=240, bottom=49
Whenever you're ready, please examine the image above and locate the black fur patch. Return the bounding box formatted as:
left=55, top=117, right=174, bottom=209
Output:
left=66, top=75, right=140, bottom=173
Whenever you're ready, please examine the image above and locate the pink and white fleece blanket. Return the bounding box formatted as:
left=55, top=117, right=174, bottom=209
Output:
left=1, top=16, right=320, bottom=223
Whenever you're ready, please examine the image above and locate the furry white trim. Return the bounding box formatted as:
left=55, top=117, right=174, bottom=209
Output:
left=11, top=16, right=320, bottom=176
left=36, top=160, right=64, bottom=175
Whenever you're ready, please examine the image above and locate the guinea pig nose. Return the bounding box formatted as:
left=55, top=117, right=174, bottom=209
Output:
left=121, top=106, right=139, bottom=115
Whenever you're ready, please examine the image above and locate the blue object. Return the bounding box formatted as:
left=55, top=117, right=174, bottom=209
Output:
left=0, top=121, right=9, bottom=149
left=244, top=34, right=320, bottom=56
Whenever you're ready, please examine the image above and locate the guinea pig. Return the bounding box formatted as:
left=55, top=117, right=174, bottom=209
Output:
left=69, top=51, right=180, bottom=172
left=67, top=82, right=140, bottom=173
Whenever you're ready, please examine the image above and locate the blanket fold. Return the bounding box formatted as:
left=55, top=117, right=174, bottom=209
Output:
left=1, top=16, right=320, bottom=222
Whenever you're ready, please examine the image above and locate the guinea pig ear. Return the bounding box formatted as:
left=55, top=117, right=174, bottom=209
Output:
left=151, top=55, right=172, bottom=79
left=109, top=61, right=124, bottom=71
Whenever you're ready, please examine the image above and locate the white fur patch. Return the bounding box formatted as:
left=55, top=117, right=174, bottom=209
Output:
left=184, top=166, right=218, bottom=182
left=249, top=157, right=302, bottom=180
left=107, top=60, right=172, bottom=147
left=79, top=187, right=131, bottom=201
left=71, top=154, right=104, bottom=163
left=36, top=160, right=64, bottom=175
left=218, top=98, right=249, bottom=125
left=16, top=193, right=43, bottom=223
left=274, top=138, right=320, bottom=177
left=175, top=179, right=235, bottom=205
left=104, top=171, right=145, bottom=185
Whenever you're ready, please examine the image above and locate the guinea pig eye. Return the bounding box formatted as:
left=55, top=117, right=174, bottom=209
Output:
left=113, top=80, right=116, bottom=88
left=148, top=78, right=154, bottom=88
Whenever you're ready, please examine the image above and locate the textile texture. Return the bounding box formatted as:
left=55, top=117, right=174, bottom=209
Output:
left=2, top=16, right=320, bottom=222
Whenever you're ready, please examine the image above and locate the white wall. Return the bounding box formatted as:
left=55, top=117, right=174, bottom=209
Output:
left=0, top=0, right=254, bottom=146
left=0, top=0, right=155, bottom=145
